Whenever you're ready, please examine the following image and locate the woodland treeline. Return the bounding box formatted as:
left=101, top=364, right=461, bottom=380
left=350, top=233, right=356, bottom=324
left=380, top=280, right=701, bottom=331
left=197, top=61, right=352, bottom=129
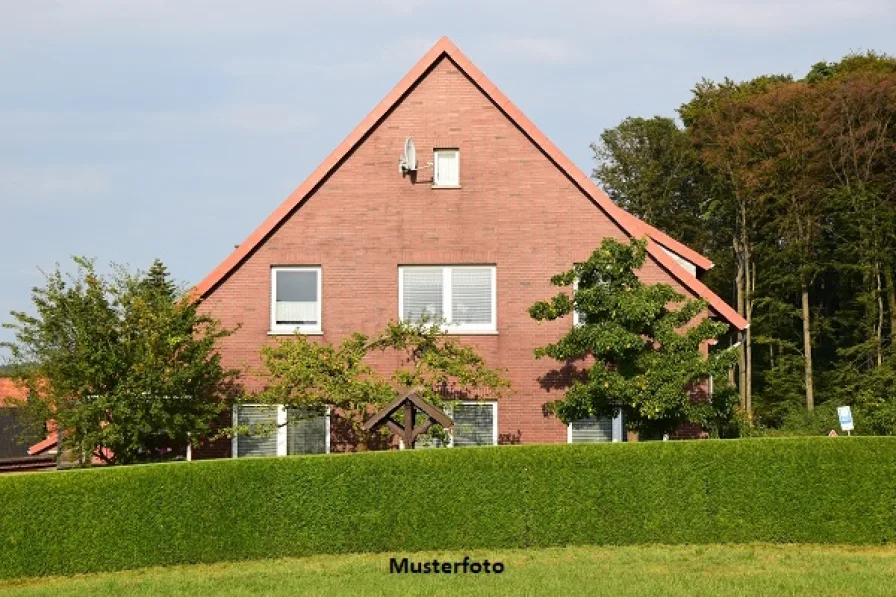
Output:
left=593, top=52, right=896, bottom=434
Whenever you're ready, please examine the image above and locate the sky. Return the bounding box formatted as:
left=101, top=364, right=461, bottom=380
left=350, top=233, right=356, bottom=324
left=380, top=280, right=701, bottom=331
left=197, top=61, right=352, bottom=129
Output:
left=1, top=0, right=895, bottom=352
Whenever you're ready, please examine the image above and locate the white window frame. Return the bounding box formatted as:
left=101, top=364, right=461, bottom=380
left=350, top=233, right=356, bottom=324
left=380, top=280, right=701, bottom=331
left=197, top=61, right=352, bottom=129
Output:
left=572, top=267, right=606, bottom=326
left=572, top=275, right=584, bottom=326
left=232, top=404, right=330, bottom=457
left=270, top=266, right=322, bottom=335
left=567, top=413, right=625, bottom=443
left=433, top=148, right=460, bottom=188
left=398, top=265, right=497, bottom=334
left=447, top=401, right=498, bottom=447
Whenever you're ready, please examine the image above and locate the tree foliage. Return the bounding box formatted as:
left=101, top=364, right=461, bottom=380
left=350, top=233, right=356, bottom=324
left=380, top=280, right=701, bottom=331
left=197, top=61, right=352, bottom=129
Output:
left=1, top=258, right=239, bottom=464
left=529, top=237, right=738, bottom=437
left=251, top=320, right=511, bottom=446
left=592, top=116, right=709, bottom=252
left=592, top=51, right=896, bottom=434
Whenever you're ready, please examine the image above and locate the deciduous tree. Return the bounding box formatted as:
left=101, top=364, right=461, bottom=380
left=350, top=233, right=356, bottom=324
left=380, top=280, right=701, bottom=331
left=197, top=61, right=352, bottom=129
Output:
left=2, top=258, right=238, bottom=465
left=528, top=238, right=738, bottom=437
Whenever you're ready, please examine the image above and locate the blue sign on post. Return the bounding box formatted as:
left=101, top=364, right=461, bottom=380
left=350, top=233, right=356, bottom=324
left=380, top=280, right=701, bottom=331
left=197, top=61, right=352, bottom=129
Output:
left=837, top=406, right=854, bottom=433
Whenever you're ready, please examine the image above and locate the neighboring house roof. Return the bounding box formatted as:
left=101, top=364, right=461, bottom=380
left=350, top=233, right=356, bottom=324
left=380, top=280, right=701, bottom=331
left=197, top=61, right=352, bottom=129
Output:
left=28, top=432, right=57, bottom=456
left=0, top=378, right=55, bottom=457
left=0, top=378, right=57, bottom=456
left=194, top=37, right=746, bottom=331
left=0, top=378, right=27, bottom=407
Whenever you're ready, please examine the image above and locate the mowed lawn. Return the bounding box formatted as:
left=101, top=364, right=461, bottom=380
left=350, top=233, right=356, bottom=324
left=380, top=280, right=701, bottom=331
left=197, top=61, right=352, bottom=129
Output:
left=2, top=544, right=896, bottom=597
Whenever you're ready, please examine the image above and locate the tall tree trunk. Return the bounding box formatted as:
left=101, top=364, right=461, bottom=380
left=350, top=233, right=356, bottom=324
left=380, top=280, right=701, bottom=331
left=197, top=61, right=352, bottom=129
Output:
left=876, top=263, right=884, bottom=366
left=746, top=261, right=754, bottom=418
left=801, top=283, right=815, bottom=410
left=886, top=268, right=896, bottom=346
left=735, top=240, right=747, bottom=412
left=740, top=200, right=753, bottom=419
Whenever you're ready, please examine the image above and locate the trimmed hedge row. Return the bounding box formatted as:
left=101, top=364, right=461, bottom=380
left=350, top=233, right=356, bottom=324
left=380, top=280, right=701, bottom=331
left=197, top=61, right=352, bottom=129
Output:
left=1, top=437, right=894, bottom=578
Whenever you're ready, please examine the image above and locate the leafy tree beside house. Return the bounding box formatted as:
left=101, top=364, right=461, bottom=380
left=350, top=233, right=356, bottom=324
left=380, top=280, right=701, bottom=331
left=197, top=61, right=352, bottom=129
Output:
left=1, top=257, right=239, bottom=465
left=249, top=319, right=511, bottom=449
left=529, top=238, right=739, bottom=438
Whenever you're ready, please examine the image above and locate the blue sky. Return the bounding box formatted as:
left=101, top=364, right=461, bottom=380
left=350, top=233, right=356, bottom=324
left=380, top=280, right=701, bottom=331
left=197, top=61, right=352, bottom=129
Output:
left=1, top=1, right=895, bottom=351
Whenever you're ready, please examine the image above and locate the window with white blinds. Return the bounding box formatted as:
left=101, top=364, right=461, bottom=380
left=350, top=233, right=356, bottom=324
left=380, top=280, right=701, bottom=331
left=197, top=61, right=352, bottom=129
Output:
left=233, top=404, right=280, bottom=457
left=233, top=404, right=329, bottom=457
left=411, top=401, right=498, bottom=448
left=433, top=149, right=459, bottom=186
left=286, top=407, right=328, bottom=455
left=399, top=266, right=496, bottom=332
left=451, top=402, right=497, bottom=447
left=568, top=414, right=625, bottom=443
left=400, top=267, right=443, bottom=323
left=271, top=267, right=321, bottom=333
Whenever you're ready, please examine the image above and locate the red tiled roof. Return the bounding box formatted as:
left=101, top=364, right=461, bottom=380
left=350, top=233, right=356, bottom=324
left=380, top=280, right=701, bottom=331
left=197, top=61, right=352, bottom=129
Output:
left=628, top=218, right=714, bottom=272
left=0, top=378, right=28, bottom=407
left=193, top=37, right=745, bottom=331
left=0, top=378, right=58, bottom=456
left=28, top=432, right=57, bottom=456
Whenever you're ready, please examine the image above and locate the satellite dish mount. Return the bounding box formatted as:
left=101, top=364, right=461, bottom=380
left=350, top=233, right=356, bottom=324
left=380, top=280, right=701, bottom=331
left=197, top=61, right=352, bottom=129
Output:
left=399, top=137, right=417, bottom=176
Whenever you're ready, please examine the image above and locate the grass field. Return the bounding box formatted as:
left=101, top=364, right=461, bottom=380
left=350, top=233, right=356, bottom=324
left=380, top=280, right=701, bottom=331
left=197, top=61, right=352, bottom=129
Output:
left=2, top=544, right=894, bottom=596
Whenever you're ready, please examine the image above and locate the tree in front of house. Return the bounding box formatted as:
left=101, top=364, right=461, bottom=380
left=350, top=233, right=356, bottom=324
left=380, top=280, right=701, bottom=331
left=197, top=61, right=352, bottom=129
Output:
left=249, top=319, right=511, bottom=449
left=1, top=258, right=239, bottom=465
left=528, top=238, right=739, bottom=438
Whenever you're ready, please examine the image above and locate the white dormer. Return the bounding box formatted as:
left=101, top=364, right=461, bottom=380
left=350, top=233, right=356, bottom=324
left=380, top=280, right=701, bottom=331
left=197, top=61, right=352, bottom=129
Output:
left=660, top=246, right=697, bottom=278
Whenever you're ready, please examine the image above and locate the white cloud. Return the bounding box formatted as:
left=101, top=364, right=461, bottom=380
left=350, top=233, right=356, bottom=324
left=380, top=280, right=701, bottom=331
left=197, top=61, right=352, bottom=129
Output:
left=0, top=0, right=892, bottom=51
left=218, top=35, right=439, bottom=82
left=644, top=0, right=888, bottom=33
left=490, top=37, right=586, bottom=65
left=0, top=1, right=429, bottom=41
left=0, top=104, right=315, bottom=144
left=0, top=164, right=114, bottom=204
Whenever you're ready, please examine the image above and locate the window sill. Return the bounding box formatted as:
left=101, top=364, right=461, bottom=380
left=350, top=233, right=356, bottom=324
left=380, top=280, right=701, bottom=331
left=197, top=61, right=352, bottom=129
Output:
left=431, top=184, right=462, bottom=189
left=268, top=330, right=324, bottom=336
left=444, top=330, right=498, bottom=336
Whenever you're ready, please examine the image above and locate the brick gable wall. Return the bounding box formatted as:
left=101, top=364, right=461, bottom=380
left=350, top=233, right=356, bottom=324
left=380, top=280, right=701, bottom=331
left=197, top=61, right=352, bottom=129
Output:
left=197, top=57, right=705, bottom=455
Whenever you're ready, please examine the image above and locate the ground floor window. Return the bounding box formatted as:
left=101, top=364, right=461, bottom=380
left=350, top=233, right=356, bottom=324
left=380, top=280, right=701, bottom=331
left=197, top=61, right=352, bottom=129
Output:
left=232, top=404, right=329, bottom=457
left=415, top=401, right=498, bottom=448
left=451, top=401, right=498, bottom=446
left=567, top=413, right=625, bottom=443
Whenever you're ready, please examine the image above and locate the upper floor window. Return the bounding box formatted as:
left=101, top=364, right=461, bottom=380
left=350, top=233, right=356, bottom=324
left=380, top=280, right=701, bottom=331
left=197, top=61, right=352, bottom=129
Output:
left=433, top=149, right=460, bottom=187
left=271, top=267, right=321, bottom=334
left=399, top=265, right=496, bottom=333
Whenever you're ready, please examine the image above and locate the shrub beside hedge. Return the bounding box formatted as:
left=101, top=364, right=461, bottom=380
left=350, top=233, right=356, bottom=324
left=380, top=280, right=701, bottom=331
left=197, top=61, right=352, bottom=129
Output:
left=1, top=437, right=894, bottom=578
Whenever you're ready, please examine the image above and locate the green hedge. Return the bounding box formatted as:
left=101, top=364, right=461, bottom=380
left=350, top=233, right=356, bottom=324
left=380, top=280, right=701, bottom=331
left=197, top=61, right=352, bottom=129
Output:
left=1, top=437, right=895, bottom=578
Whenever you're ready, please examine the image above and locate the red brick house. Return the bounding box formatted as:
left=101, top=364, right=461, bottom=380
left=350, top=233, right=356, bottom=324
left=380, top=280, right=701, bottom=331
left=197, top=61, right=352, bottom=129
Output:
left=0, top=378, right=59, bottom=471
left=193, top=37, right=747, bottom=458
left=0, top=378, right=30, bottom=459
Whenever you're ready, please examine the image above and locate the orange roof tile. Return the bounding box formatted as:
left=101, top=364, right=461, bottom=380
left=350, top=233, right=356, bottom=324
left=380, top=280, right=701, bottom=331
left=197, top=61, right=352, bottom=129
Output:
left=193, top=37, right=745, bottom=331
left=0, top=378, right=28, bottom=407
left=28, top=432, right=57, bottom=456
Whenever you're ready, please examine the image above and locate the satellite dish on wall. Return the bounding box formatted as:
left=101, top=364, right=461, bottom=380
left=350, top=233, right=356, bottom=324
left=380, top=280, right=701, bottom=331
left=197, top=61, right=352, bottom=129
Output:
left=399, top=137, right=417, bottom=175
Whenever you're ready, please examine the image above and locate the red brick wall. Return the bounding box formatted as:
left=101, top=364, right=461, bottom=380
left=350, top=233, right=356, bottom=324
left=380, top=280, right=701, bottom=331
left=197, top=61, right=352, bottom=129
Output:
left=198, top=56, right=706, bottom=452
